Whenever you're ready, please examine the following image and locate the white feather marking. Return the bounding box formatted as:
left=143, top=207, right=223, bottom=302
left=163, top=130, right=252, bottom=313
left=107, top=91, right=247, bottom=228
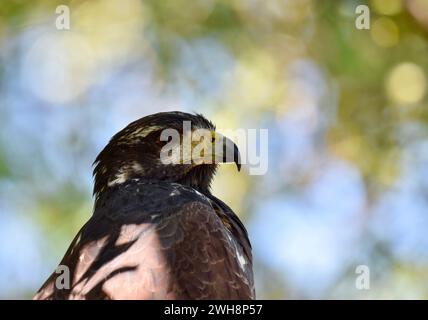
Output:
left=237, top=251, right=247, bottom=271
left=131, top=162, right=143, bottom=172
left=169, top=189, right=180, bottom=196
left=107, top=172, right=128, bottom=186
left=226, top=231, right=247, bottom=271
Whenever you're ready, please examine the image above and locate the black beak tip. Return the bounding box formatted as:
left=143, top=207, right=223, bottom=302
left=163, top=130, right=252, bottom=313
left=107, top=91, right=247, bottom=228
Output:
left=234, top=144, right=241, bottom=172
left=221, top=136, right=242, bottom=172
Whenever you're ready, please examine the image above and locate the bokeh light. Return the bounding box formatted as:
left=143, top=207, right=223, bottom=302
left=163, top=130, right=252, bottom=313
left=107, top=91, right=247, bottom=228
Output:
left=371, top=17, right=399, bottom=47
left=371, top=0, right=403, bottom=16
left=22, top=31, right=96, bottom=104
left=386, top=62, right=427, bottom=105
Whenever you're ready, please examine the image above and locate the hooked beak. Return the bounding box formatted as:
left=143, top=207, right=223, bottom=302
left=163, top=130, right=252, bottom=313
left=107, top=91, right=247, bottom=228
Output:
left=180, top=130, right=241, bottom=171
left=214, top=134, right=241, bottom=172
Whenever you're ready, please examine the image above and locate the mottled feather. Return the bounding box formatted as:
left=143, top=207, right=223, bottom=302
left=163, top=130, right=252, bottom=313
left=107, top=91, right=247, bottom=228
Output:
left=34, top=180, right=254, bottom=300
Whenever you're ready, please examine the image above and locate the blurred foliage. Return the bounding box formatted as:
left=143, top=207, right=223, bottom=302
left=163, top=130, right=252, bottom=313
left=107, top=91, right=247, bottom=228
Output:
left=1, top=0, right=428, bottom=299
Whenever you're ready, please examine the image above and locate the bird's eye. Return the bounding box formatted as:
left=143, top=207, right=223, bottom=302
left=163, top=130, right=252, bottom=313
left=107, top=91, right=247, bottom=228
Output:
left=211, top=137, right=215, bottom=143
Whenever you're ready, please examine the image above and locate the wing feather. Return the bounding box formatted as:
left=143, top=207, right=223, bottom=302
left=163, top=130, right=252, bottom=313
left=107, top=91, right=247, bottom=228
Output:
left=34, top=198, right=254, bottom=300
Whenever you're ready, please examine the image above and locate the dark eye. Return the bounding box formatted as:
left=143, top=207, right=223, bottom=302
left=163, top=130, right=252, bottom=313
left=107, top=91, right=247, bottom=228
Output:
left=211, top=137, right=215, bottom=143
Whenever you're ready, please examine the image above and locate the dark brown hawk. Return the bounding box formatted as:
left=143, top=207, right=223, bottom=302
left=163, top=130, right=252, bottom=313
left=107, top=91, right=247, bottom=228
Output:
left=34, top=111, right=255, bottom=300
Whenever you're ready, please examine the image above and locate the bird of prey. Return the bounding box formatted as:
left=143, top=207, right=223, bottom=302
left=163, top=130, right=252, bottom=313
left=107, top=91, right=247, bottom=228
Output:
left=34, top=111, right=254, bottom=300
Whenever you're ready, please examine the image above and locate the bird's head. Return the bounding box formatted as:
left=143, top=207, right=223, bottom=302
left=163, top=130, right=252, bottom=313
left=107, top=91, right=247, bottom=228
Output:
left=93, top=111, right=241, bottom=198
